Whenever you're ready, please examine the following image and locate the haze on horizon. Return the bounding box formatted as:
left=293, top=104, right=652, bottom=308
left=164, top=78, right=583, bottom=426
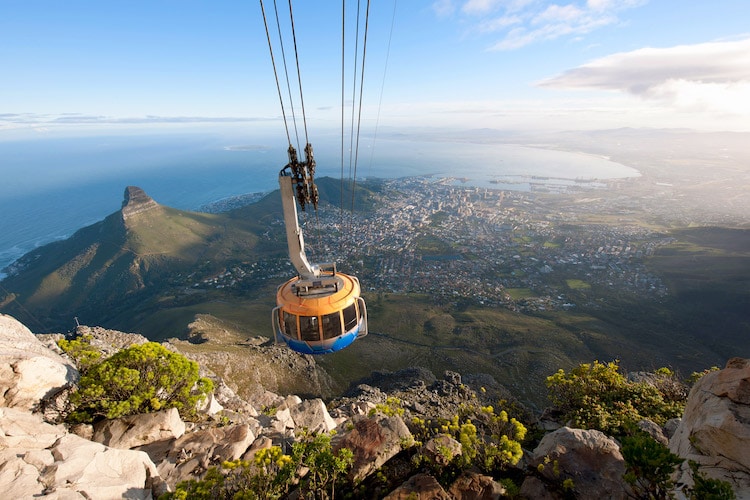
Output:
left=1, top=0, right=750, bottom=139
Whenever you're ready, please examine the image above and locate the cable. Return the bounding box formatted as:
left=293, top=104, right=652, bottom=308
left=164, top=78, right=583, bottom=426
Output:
left=259, top=0, right=291, bottom=145
left=350, top=0, right=371, bottom=216
left=367, top=0, right=397, bottom=179
left=287, top=0, right=310, bottom=147
left=272, top=0, right=301, bottom=150
left=340, top=0, right=346, bottom=235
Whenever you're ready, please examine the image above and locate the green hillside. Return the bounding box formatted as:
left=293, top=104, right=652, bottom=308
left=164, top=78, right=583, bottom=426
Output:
left=0, top=193, right=264, bottom=332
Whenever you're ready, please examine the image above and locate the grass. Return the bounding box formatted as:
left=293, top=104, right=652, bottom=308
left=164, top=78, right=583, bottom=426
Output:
left=313, top=292, right=602, bottom=409
left=505, top=288, right=535, bottom=300
left=565, top=279, right=591, bottom=290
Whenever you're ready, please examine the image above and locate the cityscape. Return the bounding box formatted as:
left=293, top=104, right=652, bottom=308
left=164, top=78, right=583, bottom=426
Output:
left=190, top=176, right=673, bottom=313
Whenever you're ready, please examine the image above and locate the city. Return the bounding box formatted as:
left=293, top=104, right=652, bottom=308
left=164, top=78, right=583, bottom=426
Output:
left=190, top=176, right=673, bottom=313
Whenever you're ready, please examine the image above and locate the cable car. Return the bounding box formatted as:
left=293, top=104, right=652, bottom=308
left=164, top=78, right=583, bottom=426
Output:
left=271, top=145, right=368, bottom=354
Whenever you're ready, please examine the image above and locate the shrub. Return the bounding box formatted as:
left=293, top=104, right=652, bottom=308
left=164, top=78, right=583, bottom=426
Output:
left=164, top=432, right=352, bottom=500
left=687, top=460, right=736, bottom=500
left=545, top=360, right=685, bottom=436
left=67, top=341, right=213, bottom=423
left=57, top=334, right=101, bottom=374
left=409, top=401, right=527, bottom=482
left=622, top=432, right=682, bottom=499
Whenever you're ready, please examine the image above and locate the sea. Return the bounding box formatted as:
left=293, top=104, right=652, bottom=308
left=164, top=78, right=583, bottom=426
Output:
left=0, top=131, right=639, bottom=278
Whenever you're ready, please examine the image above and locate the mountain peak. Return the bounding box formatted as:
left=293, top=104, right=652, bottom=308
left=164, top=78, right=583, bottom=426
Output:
left=121, top=186, right=159, bottom=220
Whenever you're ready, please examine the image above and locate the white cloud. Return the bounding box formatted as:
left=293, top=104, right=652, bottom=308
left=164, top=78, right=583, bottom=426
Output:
left=432, top=0, right=456, bottom=17
left=441, top=0, right=645, bottom=50
left=537, top=37, right=750, bottom=117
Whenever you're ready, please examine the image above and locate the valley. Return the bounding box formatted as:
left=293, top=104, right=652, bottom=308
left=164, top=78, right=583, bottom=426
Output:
left=2, top=129, right=749, bottom=411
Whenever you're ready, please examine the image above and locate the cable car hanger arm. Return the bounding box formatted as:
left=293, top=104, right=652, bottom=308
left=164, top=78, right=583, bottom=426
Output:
left=279, top=143, right=334, bottom=283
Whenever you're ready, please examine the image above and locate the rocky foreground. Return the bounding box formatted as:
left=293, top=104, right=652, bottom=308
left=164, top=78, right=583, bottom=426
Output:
left=1, top=312, right=749, bottom=499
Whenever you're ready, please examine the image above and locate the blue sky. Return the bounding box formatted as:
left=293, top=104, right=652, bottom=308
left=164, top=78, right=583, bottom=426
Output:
left=2, top=0, right=750, bottom=136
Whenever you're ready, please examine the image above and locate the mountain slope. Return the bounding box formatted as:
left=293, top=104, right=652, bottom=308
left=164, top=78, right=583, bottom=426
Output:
left=0, top=187, right=261, bottom=331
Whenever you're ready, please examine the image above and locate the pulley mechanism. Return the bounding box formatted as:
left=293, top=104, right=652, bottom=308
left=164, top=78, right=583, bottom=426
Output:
left=272, top=142, right=368, bottom=354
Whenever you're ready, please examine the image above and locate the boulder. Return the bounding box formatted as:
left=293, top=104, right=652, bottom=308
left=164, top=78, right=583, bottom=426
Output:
left=334, top=414, right=413, bottom=483
left=92, top=408, right=186, bottom=449
left=520, top=426, right=629, bottom=500
left=422, top=434, right=462, bottom=467
left=669, top=357, right=750, bottom=498
left=0, top=406, right=67, bottom=450
left=43, top=433, right=161, bottom=499
left=0, top=408, right=160, bottom=499
left=288, top=398, right=337, bottom=433
left=448, top=470, right=506, bottom=499
left=0, top=314, right=77, bottom=411
left=384, top=473, right=452, bottom=499
left=637, top=418, right=669, bottom=446
left=155, top=423, right=257, bottom=487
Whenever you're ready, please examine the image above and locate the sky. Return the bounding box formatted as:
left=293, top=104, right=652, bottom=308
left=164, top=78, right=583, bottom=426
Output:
left=2, top=0, right=750, bottom=137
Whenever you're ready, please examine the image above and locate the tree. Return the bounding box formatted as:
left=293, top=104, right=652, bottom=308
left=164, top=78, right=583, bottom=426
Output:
left=66, top=341, right=213, bottom=423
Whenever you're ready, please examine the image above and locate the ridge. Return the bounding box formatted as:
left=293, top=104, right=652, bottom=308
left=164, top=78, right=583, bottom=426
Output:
left=121, top=186, right=159, bottom=221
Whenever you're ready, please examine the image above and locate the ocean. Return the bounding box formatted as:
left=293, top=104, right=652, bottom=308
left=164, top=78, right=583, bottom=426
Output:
left=0, top=131, right=639, bottom=276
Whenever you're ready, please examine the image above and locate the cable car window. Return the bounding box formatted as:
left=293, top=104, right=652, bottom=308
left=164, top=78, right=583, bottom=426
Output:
left=299, top=315, right=320, bottom=341
left=343, top=304, right=358, bottom=332
left=282, top=311, right=297, bottom=338
left=322, top=312, right=342, bottom=340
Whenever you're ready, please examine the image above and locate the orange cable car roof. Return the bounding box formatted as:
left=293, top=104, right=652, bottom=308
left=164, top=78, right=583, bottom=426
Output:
left=276, top=272, right=361, bottom=317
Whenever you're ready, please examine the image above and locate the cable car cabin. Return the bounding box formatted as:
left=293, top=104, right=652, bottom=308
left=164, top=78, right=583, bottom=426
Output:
left=272, top=270, right=367, bottom=354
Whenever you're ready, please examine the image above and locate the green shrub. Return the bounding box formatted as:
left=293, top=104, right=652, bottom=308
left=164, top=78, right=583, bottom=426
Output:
left=622, top=432, right=682, bottom=499
left=545, top=360, right=685, bottom=435
left=291, top=431, right=354, bottom=498
left=67, top=342, right=213, bottom=423
left=164, top=433, right=352, bottom=500
left=57, top=334, right=101, bottom=374
left=409, top=402, right=526, bottom=482
left=687, top=460, right=736, bottom=500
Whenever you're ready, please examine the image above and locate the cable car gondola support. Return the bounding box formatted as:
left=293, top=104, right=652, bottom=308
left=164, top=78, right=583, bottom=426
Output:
left=262, top=0, right=369, bottom=354
left=271, top=143, right=368, bottom=354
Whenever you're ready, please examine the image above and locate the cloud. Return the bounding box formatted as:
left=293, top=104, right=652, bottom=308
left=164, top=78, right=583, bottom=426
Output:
left=437, top=0, right=646, bottom=50
left=537, top=37, right=750, bottom=114
left=0, top=113, right=274, bottom=129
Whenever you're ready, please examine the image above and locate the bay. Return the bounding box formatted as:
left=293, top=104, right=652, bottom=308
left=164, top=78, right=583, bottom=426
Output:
left=0, top=132, right=639, bottom=275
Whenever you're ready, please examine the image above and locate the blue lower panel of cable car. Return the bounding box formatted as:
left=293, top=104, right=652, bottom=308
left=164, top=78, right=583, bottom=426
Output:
left=276, top=326, right=361, bottom=355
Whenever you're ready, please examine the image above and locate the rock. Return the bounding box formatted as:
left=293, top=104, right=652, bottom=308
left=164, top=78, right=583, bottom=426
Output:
left=155, top=423, right=257, bottom=487
left=198, top=391, right=225, bottom=415
left=121, top=186, right=159, bottom=220
left=92, top=408, right=186, bottom=449
left=520, top=426, right=629, bottom=500
left=0, top=314, right=77, bottom=411
left=72, top=325, right=149, bottom=357
left=637, top=418, right=669, bottom=446
left=664, top=418, right=681, bottom=439
left=0, top=408, right=160, bottom=499
left=288, top=398, right=337, bottom=434
left=0, top=450, right=47, bottom=498
left=278, top=394, right=303, bottom=409
left=384, top=473, right=452, bottom=499
left=43, top=433, right=160, bottom=499
left=334, top=414, right=413, bottom=483
left=422, top=434, right=462, bottom=467
left=0, top=407, right=67, bottom=450
left=241, top=436, right=273, bottom=461
left=669, top=357, right=750, bottom=498
left=448, top=470, right=507, bottom=499
left=211, top=378, right=257, bottom=416
left=267, top=407, right=295, bottom=436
